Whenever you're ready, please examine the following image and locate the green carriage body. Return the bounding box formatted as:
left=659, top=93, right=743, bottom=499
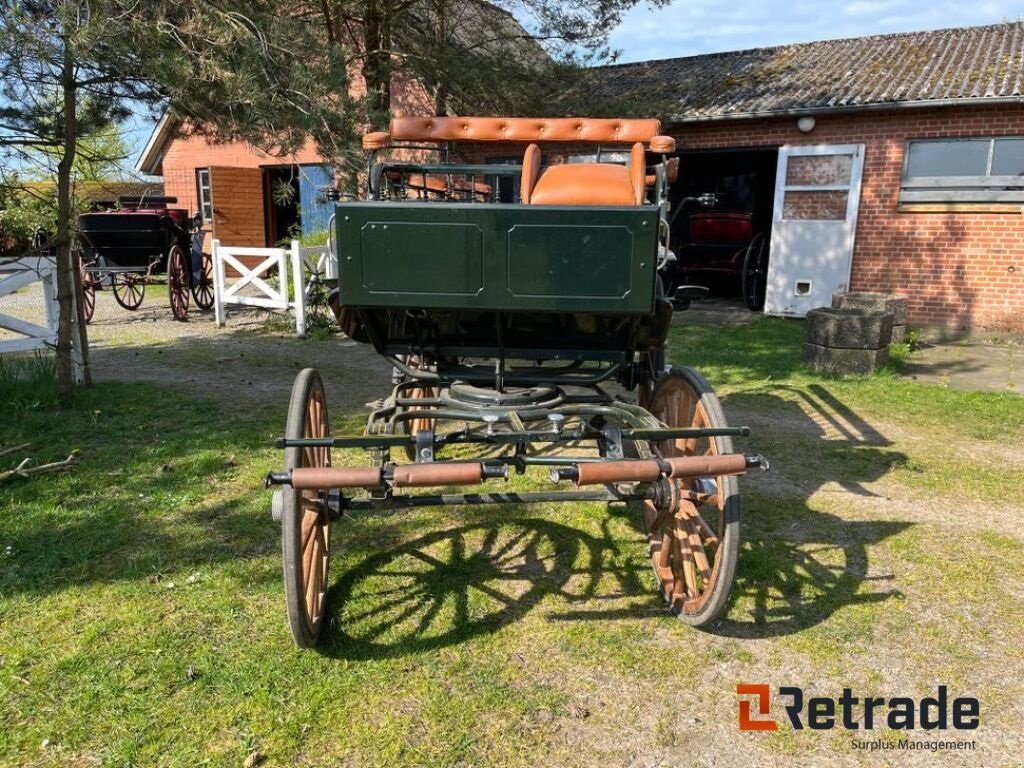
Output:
left=335, top=201, right=659, bottom=315
left=333, top=201, right=669, bottom=366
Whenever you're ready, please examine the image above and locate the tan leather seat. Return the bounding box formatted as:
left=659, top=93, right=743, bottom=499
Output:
left=521, top=142, right=647, bottom=206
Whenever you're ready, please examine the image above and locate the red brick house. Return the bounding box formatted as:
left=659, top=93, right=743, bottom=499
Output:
left=135, top=76, right=430, bottom=250
left=139, top=21, right=1024, bottom=329
left=590, top=22, right=1024, bottom=329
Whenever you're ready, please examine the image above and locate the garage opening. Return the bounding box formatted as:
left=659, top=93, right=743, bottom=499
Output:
left=664, top=147, right=778, bottom=309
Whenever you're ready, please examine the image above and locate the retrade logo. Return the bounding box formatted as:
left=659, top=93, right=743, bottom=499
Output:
left=737, top=684, right=778, bottom=731
left=736, top=684, right=980, bottom=732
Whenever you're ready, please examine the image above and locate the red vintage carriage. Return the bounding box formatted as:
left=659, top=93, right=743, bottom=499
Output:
left=660, top=196, right=769, bottom=311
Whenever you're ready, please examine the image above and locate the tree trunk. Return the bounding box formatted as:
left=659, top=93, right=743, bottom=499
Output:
left=53, top=33, right=80, bottom=399
left=363, top=4, right=391, bottom=127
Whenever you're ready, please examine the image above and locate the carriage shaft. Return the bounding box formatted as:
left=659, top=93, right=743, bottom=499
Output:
left=567, top=453, right=752, bottom=486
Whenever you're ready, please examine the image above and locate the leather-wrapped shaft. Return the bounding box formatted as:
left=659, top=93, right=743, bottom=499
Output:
left=392, top=463, right=484, bottom=488
left=574, top=453, right=748, bottom=487
left=290, top=467, right=383, bottom=490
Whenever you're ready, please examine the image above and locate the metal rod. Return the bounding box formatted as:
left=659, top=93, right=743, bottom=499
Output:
left=274, top=425, right=751, bottom=450
left=342, top=487, right=654, bottom=511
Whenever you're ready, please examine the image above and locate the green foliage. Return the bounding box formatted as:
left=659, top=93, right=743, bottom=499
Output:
left=0, top=352, right=58, bottom=410
left=0, top=177, right=55, bottom=255
left=313, top=0, right=670, bottom=125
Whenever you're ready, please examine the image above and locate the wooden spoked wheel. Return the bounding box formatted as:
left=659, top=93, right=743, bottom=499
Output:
left=190, top=252, right=215, bottom=310
left=644, top=366, right=740, bottom=626
left=282, top=368, right=332, bottom=648
left=78, top=255, right=97, bottom=323
left=742, top=232, right=768, bottom=312
left=112, top=273, right=145, bottom=310
left=167, top=245, right=190, bottom=321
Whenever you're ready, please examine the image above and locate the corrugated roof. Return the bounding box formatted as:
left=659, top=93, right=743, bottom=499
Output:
left=590, top=22, right=1024, bottom=121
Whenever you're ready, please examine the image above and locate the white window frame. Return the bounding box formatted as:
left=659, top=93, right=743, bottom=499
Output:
left=900, top=137, right=1024, bottom=204
left=196, top=167, right=213, bottom=222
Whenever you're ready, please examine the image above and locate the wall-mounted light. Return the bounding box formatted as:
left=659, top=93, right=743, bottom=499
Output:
left=797, top=116, right=816, bottom=133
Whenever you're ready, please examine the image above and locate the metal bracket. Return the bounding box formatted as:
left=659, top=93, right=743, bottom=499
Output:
left=602, top=426, right=624, bottom=460
left=415, top=428, right=435, bottom=462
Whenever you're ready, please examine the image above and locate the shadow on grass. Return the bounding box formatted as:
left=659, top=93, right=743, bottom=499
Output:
left=315, top=384, right=914, bottom=657
left=319, top=517, right=587, bottom=660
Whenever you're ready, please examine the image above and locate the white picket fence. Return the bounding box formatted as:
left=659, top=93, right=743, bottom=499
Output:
left=0, top=256, right=86, bottom=382
left=212, top=240, right=333, bottom=338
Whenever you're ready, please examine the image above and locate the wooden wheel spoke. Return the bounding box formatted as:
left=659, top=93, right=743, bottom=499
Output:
left=691, top=508, right=720, bottom=549
left=681, top=514, right=712, bottom=584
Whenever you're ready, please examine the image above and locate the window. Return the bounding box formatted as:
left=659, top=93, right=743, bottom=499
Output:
left=901, top=137, right=1024, bottom=204
left=196, top=168, right=213, bottom=222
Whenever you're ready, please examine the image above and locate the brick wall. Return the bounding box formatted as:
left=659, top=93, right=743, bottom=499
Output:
left=672, top=104, right=1024, bottom=330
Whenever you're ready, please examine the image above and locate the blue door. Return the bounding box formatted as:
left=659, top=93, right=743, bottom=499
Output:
left=298, top=164, right=334, bottom=238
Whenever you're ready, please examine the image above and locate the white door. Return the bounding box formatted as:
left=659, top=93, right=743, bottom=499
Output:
left=765, top=144, right=865, bottom=317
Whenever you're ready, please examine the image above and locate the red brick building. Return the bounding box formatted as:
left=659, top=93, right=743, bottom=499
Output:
left=139, top=22, right=1024, bottom=329
left=136, top=76, right=430, bottom=250
left=592, top=22, right=1024, bottom=329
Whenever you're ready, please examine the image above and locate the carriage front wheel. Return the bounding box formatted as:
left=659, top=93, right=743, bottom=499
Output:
left=168, top=245, right=190, bottom=321
left=112, top=273, right=145, bottom=311
left=281, top=368, right=333, bottom=647
left=644, top=367, right=740, bottom=626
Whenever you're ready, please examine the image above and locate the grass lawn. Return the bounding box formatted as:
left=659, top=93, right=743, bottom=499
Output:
left=1, top=318, right=1022, bottom=767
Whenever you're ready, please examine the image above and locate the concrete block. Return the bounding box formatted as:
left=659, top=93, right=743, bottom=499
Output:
left=831, top=292, right=908, bottom=326
left=803, top=343, right=890, bottom=375
left=806, top=307, right=893, bottom=349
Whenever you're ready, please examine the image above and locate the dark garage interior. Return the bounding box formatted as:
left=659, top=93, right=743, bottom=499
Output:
left=666, top=147, right=779, bottom=299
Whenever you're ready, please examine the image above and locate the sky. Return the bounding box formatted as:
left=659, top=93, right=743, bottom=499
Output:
left=607, top=0, right=1020, bottom=62
left=123, top=1, right=1021, bottom=172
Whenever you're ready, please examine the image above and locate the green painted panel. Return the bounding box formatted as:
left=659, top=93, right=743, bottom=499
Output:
left=360, top=221, right=484, bottom=296
left=507, top=224, right=633, bottom=299
left=336, top=202, right=658, bottom=314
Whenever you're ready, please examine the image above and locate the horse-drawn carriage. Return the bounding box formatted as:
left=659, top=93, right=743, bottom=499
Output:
left=265, top=117, right=768, bottom=647
left=77, top=196, right=214, bottom=322
left=661, top=196, right=770, bottom=312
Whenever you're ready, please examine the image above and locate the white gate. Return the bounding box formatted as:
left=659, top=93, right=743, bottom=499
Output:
left=212, top=240, right=312, bottom=337
left=766, top=144, right=865, bottom=317
left=0, top=257, right=85, bottom=382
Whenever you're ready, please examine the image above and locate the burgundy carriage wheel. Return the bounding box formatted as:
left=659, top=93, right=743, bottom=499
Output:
left=742, top=233, right=768, bottom=312
left=167, top=245, right=190, bottom=321
left=644, top=367, right=740, bottom=626
left=281, top=368, right=332, bottom=648
left=112, top=273, right=146, bottom=311
left=190, top=252, right=215, bottom=310
left=78, top=255, right=96, bottom=324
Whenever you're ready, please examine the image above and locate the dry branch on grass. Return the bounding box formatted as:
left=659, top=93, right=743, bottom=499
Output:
left=0, top=446, right=77, bottom=484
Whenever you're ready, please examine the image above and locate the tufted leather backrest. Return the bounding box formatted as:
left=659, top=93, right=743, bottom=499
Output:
left=390, top=116, right=663, bottom=145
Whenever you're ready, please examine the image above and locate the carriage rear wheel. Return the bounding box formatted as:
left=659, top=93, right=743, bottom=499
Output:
left=742, top=232, right=768, bottom=311
left=112, top=273, right=145, bottom=310
left=167, top=245, right=190, bottom=321
left=190, top=252, right=215, bottom=310
left=644, top=367, right=740, bottom=626
left=281, top=368, right=332, bottom=647
left=78, top=255, right=96, bottom=323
